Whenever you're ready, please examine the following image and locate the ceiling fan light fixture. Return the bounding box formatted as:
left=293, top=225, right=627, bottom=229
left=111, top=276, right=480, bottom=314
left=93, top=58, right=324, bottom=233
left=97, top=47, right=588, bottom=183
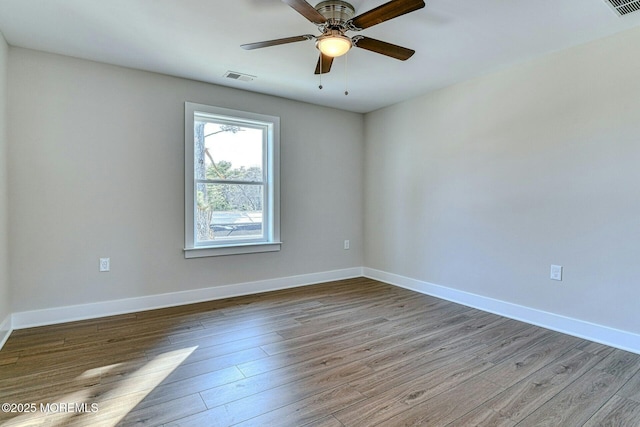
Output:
left=241, top=0, right=424, bottom=75
left=316, top=32, right=352, bottom=57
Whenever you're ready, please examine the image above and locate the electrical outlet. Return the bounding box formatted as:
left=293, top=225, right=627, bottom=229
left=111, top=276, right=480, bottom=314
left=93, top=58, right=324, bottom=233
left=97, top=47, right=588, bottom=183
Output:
left=344, top=240, right=350, bottom=250
left=550, top=265, right=562, bottom=281
left=100, top=258, right=110, bottom=272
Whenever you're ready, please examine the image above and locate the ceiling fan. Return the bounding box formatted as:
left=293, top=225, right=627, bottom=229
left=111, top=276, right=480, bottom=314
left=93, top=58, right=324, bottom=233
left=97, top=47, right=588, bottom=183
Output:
left=241, top=0, right=426, bottom=75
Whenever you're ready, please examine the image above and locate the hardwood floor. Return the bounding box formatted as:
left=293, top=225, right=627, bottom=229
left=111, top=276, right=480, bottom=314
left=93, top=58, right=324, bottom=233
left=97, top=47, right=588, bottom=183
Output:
left=1, top=277, right=639, bottom=426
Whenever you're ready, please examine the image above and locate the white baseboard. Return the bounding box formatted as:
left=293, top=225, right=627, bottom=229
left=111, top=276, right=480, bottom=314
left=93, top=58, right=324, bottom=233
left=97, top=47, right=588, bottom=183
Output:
left=11, top=267, right=364, bottom=330
left=0, top=314, right=12, bottom=351
left=364, top=267, right=640, bottom=355
left=9, top=266, right=640, bottom=356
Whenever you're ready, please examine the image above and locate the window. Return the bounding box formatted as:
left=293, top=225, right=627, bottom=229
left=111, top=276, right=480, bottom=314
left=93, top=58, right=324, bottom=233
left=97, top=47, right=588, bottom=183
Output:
left=184, top=103, right=280, bottom=258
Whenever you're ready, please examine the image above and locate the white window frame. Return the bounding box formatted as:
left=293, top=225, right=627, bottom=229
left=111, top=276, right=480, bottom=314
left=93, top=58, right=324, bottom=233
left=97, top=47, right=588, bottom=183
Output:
left=184, top=102, right=281, bottom=258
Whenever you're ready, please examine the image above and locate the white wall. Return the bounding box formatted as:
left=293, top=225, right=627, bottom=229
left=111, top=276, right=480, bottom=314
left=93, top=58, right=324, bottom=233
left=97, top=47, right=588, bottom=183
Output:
left=364, top=26, right=640, bottom=335
left=8, top=48, right=364, bottom=313
left=7, top=23, right=640, bottom=346
left=0, top=32, right=10, bottom=333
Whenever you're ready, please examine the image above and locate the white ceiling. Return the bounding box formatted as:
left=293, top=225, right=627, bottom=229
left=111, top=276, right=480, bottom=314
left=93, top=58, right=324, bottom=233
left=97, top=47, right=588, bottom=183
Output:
left=1, top=0, right=640, bottom=113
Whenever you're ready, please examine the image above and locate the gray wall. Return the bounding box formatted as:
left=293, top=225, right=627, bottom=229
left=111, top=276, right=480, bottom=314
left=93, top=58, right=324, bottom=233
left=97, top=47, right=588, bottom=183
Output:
left=8, top=48, right=364, bottom=313
left=7, top=24, right=640, bottom=338
left=0, top=32, right=9, bottom=326
left=364, top=26, right=640, bottom=335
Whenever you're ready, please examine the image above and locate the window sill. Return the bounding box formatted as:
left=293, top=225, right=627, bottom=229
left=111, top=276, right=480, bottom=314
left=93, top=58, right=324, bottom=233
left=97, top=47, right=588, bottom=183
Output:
left=184, top=242, right=282, bottom=258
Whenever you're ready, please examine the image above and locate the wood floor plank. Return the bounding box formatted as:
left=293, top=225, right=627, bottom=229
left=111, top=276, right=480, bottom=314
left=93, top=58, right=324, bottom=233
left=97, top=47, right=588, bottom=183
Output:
left=480, top=348, right=602, bottom=424
left=597, top=347, right=640, bottom=381
left=231, top=384, right=365, bottom=427
left=1, top=277, right=637, bottom=427
left=360, top=313, right=506, bottom=373
left=350, top=345, right=493, bottom=397
left=476, top=326, right=555, bottom=363
left=301, top=415, right=345, bottom=427
left=447, top=405, right=516, bottom=427
left=583, top=395, right=640, bottom=426
left=160, top=347, right=267, bottom=385
left=334, top=356, right=493, bottom=426
left=198, top=357, right=368, bottom=410
left=198, top=313, right=302, bottom=335
left=259, top=317, right=388, bottom=356
left=118, top=393, right=207, bottom=426
left=0, top=355, right=18, bottom=366
left=479, top=331, right=585, bottom=388
left=199, top=362, right=372, bottom=425
left=516, top=367, right=625, bottom=426
left=617, top=365, right=640, bottom=402
left=295, top=292, right=444, bottom=325
left=166, top=318, right=299, bottom=346
left=122, top=365, right=244, bottom=411
left=577, top=340, right=616, bottom=356
left=145, top=331, right=284, bottom=363
left=374, top=375, right=504, bottom=427
left=239, top=309, right=487, bottom=379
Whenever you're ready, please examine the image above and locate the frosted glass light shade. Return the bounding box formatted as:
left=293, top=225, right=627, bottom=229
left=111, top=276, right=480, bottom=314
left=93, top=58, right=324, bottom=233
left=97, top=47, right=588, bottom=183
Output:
left=317, top=34, right=352, bottom=57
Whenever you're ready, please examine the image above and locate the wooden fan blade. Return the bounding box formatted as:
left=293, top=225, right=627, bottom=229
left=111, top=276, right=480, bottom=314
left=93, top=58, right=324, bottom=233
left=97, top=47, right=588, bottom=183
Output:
left=314, top=53, right=334, bottom=74
left=354, top=36, right=415, bottom=60
left=241, top=35, right=314, bottom=50
left=282, top=0, right=327, bottom=24
left=349, top=0, right=425, bottom=30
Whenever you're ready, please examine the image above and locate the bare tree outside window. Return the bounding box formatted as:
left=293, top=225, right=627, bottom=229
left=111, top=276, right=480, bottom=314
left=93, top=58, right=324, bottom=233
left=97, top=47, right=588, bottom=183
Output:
left=194, top=121, right=264, bottom=242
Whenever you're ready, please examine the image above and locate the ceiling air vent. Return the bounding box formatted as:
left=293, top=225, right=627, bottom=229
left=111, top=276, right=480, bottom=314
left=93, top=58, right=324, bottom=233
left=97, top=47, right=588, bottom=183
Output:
left=223, top=71, right=256, bottom=82
left=604, top=0, right=640, bottom=16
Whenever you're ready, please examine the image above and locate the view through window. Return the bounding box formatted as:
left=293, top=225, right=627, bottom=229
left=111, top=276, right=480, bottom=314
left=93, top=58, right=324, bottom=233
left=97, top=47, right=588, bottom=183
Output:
left=184, top=103, right=280, bottom=257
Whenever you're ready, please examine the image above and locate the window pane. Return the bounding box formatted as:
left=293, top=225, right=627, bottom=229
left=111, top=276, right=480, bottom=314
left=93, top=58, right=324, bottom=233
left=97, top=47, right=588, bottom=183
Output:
left=195, top=183, right=264, bottom=243
left=194, top=120, right=263, bottom=182
left=186, top=102, right=279, bottom=256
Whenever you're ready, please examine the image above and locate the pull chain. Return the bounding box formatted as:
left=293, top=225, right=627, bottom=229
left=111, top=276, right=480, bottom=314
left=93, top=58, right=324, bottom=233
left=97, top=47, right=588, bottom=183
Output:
left=344, top=52, right=349, bottom=96
left=318, top=54, right=323, bottom=90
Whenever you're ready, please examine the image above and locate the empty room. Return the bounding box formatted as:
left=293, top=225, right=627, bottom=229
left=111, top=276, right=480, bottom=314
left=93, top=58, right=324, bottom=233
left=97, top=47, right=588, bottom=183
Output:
left=1, top=0, right=640, bottom=425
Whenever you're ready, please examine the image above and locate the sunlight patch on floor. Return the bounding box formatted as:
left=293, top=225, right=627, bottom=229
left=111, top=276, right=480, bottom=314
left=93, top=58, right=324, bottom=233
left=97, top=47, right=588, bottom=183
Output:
left=2, top=346, right=198, bottom=427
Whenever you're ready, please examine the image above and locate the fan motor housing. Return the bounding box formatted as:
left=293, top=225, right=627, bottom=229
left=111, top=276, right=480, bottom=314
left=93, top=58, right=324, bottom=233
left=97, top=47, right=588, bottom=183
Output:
left=315, top=1, right=355, bottom=25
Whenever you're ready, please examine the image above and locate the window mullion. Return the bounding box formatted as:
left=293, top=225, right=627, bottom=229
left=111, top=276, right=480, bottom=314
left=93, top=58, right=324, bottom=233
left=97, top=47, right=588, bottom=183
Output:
left=195, top=179, right=265, bottom=186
